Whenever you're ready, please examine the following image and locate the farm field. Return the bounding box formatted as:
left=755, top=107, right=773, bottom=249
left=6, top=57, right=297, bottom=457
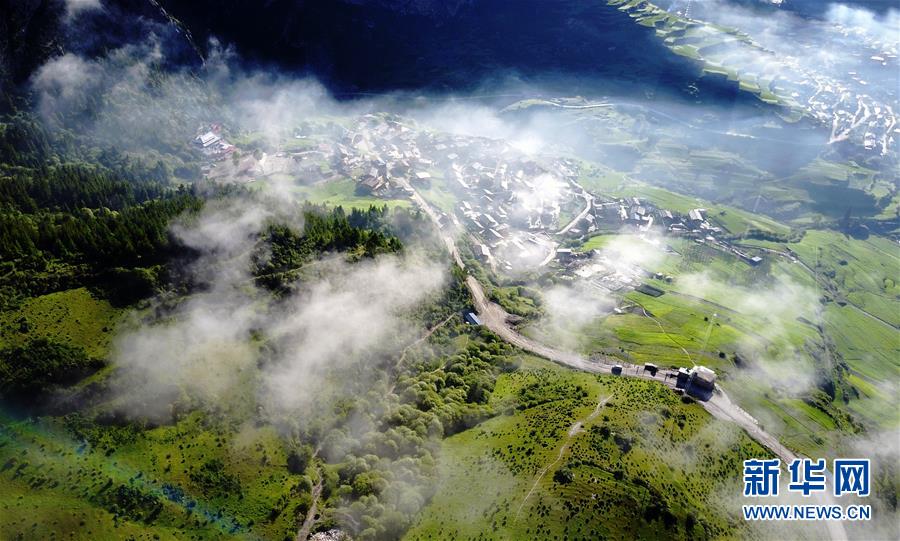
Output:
left=786, top=230, right=900, bottom=327
left=523, top=224, right=892, bottom=458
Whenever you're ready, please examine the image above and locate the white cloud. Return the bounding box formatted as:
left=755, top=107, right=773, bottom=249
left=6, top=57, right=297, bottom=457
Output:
left=109, top=197, right=444, bottom=421
left=262, top=255, right=445, bottom=415
left=678, top=272, right=822, bottom=393
left=31, top=54, right=100, bottom=119
left=65, top=0, right=102, bottom=17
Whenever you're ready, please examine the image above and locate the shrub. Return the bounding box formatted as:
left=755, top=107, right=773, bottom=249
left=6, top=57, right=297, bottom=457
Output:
left=554, top=466, right=574, bottom=484
left=0, top=338, right=103, bottom=403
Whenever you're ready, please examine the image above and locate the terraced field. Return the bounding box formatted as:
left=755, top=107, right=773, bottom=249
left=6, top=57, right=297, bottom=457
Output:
left=607, top=0, right=797, bottom=110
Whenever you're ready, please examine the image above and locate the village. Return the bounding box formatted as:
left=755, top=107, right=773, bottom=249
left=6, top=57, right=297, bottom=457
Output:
left=193, top=113, right=770, bottom=301
left=712, top=23, right=897, bottom=156
left=669, top=0, right=899, bottom=157
left=331, top=114, right=769, bottom=290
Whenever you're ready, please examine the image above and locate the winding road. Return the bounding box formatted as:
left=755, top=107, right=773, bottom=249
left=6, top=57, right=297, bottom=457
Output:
left=464, top=237, right=848, bottom=541
left=465, top=272, right=796, bottom=463
left=404, top=175, right=797, bottom=457
left=557, top=189, right=595, bottom=235
left=393, top=176, right=847, bottom=541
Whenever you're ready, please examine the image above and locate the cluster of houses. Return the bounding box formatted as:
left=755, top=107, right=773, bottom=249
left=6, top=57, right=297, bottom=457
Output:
left=452, top=159, right=583, bottom=271
left=607, top=361, right=718, bottom=401
left=674, top=365, right=717, bottom=400
left=197, top=113, right=766, bottom=277
left=198, top=120, right=345, bottom=183
left=661, top=0, right=898, bottom=157
left=193, top=124, right=236, bottom=158
left=695, top=16, right=896, bottom=156
left=309, top=114, right=769, bottom=277
left=806, top=65, right=897, bottom=155
left=330, top=115, right=426, bottom=199
left=534, top=191, right=776, bottom=302
left=585, top=197, right=720, bottom=241
left=331, top=114, right=590, bottom=271
left=569, top=197, right=767, bottom=269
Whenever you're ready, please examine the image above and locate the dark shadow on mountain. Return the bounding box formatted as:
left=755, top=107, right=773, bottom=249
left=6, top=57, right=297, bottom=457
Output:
left=158, top=0, right=763, bottom=106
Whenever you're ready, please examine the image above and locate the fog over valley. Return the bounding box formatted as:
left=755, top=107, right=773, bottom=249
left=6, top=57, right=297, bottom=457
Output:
left=0, top=1, right=897, bottom=540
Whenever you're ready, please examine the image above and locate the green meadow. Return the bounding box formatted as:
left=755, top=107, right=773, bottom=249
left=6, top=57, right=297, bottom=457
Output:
left=527, top=220, right=898, bottom=458
left=0, top=407, right=303, bottom=540
left=0, top=288, right=124, bottom=358
left=278, top=177, right=412, bottom=210
left=407, top=357, right=774, bottom=541
left=785, top=230, right=899, bottom=327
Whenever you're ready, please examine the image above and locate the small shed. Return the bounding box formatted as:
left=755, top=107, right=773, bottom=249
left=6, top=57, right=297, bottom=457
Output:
left=463, top=312, right=482, bottom=325
left=195, top=131, right=220, bottom=148
left=555, top=248, right=575, bottom=262
left=690, top=366, right=716, bottom=390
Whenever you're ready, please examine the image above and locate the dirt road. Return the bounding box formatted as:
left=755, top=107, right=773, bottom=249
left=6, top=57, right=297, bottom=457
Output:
left=404, top=182, right=847, bottom=541
left=468, top=272, right=819, bottom=464
left=515, top=395, right=610, bottom=520
left=405, top=182, right=817, bottom=462
left=296, top=468, right=323, bottom=541
left=467, top=260, right=847, bottom=541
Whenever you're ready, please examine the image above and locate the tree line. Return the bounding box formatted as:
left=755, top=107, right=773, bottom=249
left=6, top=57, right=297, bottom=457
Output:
left=0, top=113, right=205, bottom=306
left=253, top=204, right=409, bottom=290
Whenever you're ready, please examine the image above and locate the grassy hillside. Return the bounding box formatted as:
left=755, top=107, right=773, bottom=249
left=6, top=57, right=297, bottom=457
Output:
left=0, top=288, right=124, bottom=358
left=783, top=230, right=899, bottom=327
left=407, top=357, right=773, bottom=540
left=0, top=407, right=301, bottom=540
left=739, top=230, right=900, bottom=427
